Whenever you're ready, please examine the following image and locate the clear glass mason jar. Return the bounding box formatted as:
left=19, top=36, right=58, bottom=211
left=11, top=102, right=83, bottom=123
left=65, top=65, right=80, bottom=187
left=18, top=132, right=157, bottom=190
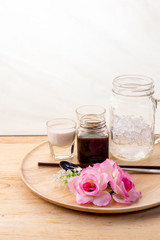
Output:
left=109, top=75, right=160, bottom=161
left=77, top=114, right=109, bottom=164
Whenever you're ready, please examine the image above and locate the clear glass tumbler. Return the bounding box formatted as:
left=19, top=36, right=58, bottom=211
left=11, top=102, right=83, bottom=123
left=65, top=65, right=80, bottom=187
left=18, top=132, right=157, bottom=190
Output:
left=109, top=75, right=160, bottom=161
left=46, top=118, right=77, bottom=160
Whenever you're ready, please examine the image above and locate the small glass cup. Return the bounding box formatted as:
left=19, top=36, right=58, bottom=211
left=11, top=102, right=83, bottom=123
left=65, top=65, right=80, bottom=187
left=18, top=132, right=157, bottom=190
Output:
left=46, top=118, right=77, bottom=160
left=76, top=105, right=106, bottom=125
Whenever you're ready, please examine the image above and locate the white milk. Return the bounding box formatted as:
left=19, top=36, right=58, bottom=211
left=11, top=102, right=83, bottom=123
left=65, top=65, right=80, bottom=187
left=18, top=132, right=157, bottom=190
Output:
left=48, top=127, right=76, bottom=147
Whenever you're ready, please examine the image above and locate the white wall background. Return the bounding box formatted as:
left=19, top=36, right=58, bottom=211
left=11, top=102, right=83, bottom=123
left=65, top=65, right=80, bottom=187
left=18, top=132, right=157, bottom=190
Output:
left=1, top=0, right=160, bottom=135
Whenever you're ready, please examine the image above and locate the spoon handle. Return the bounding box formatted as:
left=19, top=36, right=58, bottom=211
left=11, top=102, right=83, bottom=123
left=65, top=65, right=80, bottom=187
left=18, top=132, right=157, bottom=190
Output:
left=121, top=167, right=160, bottom=174
left=38, top=162, right=160, bottom=173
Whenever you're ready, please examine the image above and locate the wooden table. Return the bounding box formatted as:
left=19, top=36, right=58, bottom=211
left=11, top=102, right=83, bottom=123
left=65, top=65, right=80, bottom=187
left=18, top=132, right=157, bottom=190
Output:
left=1, top=136, right=160, bottom=240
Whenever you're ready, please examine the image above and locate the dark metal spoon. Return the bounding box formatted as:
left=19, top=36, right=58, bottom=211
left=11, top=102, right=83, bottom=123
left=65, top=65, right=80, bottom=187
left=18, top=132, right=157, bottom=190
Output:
left=59, top=161, right=82, bottom=173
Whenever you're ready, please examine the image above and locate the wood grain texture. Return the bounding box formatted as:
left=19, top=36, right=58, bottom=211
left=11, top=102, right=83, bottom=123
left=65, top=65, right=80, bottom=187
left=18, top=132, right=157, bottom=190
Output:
left=0, top=136, right=160, bottom=240
left=21, top=141, right=160, bottom=213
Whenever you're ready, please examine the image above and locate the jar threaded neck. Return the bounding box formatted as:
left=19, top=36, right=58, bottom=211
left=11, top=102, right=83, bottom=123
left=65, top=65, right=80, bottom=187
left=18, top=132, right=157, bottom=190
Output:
left=80, top=114, right=106, bottom=131
left=112, top=75, right=154, bottom=97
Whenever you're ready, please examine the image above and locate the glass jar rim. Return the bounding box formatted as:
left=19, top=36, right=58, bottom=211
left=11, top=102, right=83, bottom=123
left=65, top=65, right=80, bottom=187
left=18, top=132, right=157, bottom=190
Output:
left=80, top=114, right=106, bottom=130
left=46, top=118, right=76, bottom=130
left=76, top=105, right=106, bottom=115
left=112, top=74, right=154, bottom=97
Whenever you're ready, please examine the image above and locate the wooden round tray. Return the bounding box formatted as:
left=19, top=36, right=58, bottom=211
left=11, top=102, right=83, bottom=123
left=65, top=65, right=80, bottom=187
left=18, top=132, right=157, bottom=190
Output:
left=20, top=141, right=160, bottom=213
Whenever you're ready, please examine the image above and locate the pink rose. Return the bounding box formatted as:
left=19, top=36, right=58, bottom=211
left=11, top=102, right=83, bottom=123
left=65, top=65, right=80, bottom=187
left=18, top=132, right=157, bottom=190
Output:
left=93, top=159, right=141, bottom=204
left=67, top=159, right=141, bottom=206
left=68, top=166, right=111, bottom=206
left=111, top=167, right=141, bottom=204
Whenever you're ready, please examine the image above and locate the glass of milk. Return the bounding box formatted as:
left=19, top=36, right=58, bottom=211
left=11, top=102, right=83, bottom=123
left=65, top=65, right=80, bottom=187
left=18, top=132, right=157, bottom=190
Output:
left=46, top=118, right=77, bottom=160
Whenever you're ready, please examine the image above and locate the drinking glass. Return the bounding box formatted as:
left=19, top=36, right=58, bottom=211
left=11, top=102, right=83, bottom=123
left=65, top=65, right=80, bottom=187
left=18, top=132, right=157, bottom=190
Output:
left=46, top=118, right=76, bottom=160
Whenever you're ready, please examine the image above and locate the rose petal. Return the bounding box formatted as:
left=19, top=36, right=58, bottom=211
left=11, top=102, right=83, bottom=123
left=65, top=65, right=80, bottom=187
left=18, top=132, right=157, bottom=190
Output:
left=76, top=194, right=93, bottom=204
left=67, top=176, right=79, bottom=195
left=112, top=193, right=131, bottom=204
left=114, top=168, right=123, bottom=185
left=127, top=189, right=142, bottom=202
left=100, top=173, right=110, bottom=191
left=83, top=182, right=96, bottom=192
left=83, top=185, right=101, bottom=197
left=82, top=182, right=99, bottom=196
left=92, top=191, right=111, bottom=206
left=74, top=178, right=86, bottom=196
left=80, top=173, right=99, bottom=187
left=122, top=177, right=134, bottom=192
left=79, top=170, right=100, bottom=196
left=120, top=181, right=130, bottom=198
left=121, top=169, right=133, bottom=182
left=93, top=163, right=102, bottom=173
left=81, top=166, right=98, bottom=177
left=100, top=159, right=115, bottom=175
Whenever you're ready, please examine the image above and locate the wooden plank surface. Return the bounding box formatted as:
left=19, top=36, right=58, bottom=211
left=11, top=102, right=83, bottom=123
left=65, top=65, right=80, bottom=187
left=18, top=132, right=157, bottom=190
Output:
left=0, top=136, right=160, bottom=240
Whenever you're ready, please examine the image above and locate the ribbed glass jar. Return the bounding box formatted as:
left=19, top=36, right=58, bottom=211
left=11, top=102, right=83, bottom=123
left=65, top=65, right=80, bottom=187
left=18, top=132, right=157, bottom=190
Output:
left=77, top=114, right=109, bottom=164
left=109, top=75, right=156, bottom=161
